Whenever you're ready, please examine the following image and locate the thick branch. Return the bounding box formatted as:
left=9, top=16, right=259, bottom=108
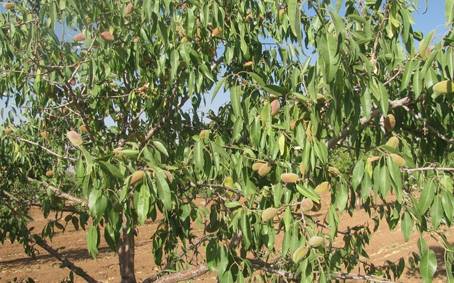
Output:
left=145, top=265, right=209, bottom=283
left=327, top=96, right=411, bottom=148
left=27, top=177, right=87, bottom=207
left=32, top=235, right=98, bottom=283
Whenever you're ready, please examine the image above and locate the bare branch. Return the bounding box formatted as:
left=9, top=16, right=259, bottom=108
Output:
left=406, top=108, right=454, bottom=144
left=27, top=177, right=87, bottom=207
left=31, top=235, right=98, bottom=283
left=332, top=272, right=395, bottom=283
left=16, top=137, right=76, bottom=161
left=144, top=259, right=395, bottom=283
left=327, top=96, right=411, bottom=148
left=403, top=167, right=454, bottom=173
left=141, top=93, right=189, bottom=147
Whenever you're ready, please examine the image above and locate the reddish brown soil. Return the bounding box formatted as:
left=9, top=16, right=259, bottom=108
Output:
left=0, top=198, right=452, bottom=283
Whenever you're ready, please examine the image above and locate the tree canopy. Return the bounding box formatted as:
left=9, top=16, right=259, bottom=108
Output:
left=0, top=0, right=453, bottom=282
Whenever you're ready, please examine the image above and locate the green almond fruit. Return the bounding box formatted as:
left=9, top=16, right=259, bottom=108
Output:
left=433, top=80, right=454, bottom=94
left=292, top=245, right=309, bottom=263
left=301, top=199, right=314, bottom=212
left=252, top=162, right=264, bottom=171
left=328, top=166, right=341, bottom=177
left=386, top=136, right=399, bottom=149
left=66, top=130, right=83, bottom=147
left=270, top=100, right=280, bottom=116
left=390, top=153, right=406, bottom=167
left=120, top=149, right=140, bottom=159
left=281, top=173, right=298, bottom=184
left=130, top=170, right=145, bottom=186
left=3, top=3, right=15, bottom=10
left=261, top=207, right=279, bottom=222
left=258, top=163, right=272, bottom=177
left=314, top=182, right=330, bottom=194
left=308, top=236, right=325, bottom=248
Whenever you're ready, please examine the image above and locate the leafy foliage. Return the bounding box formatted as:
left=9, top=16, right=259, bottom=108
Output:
left=0, top=0, right=453, bottom=282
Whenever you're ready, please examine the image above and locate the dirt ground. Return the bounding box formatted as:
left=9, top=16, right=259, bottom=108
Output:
left=0, top=196, right=452, bottom=283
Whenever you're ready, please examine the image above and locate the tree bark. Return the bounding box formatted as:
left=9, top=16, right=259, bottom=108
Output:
left=118, top=225, right=136, bottom=283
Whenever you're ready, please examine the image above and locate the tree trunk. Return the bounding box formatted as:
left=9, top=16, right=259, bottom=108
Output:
left=118, top=225, right=136, bottom=283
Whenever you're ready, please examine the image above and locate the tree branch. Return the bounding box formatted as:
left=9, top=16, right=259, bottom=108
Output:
left=31, top=235, right=98, bottom=283
left=16, top=137, right=76, bottom=161
left=141, top=93, right=189, bottom=147
left=144, top=259, right=395, bottom=283
left=403, top=167, right=454, bottom=173
left=144, top=264, right=209, bottom=283
left=27, top=177, right=87, bottom=207
left=406, top=108, right=454, bottom=144
left=332, top=272, right=395, bottom=283
left=327, top=96, right=411, bottom=148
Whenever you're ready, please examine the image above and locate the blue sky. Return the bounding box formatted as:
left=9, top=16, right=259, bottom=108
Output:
left=413, top=1, right=447, bottom=37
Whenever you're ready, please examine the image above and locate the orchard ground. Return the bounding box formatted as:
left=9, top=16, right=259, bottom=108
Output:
left=0, top=192, right=452, bottom=283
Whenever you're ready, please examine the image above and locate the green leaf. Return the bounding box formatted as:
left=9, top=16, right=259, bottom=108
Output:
left=230, top=86, right=241, bottom=118
left=447, top=0, right=454, bottom=25
left=313, top=140, right=328, bottom=164
left=418, top=181, right=436, bottom=217
left=420, top=249, right=437, bottom=283
left=287, top=0, right=301, bottom=42
left=211, top=78, right=225, bottom=99
left=206, top=240, right=219, bottom=271
left=319, top=32, right=338, bottom=82
left=330, top=10, right=346, bottom=37
left=335, top=183, right=348, bottom=212
left=152, top=140, right=169, bottom=157
left=400, top=59, right=415, bottom=92
left=136, top=183, right=150, bottom=224
left=88, top=190, right=107, bottom=220
left=248, top=72, right=266, bottom=87
left=352, top=160, right=364, bottom=190
left=170, top=49, right=179, bottom=80
left=87, top=225, right=99, bottom=258
left=378, top=81, right=389, bottom=114
left=263, top=84, right=287, bottom=97
left=155, top=170, right=172, bottom=210
left=100, top=161, right=123, bottom=179
left=387, top=156, right=402, bottom=202
left=194, top=140, right=204, bottom=173
left=441, top=191, right=454, bottom=225
left=401, top=212, right=413, bottom=242
left=278, top=134, right=285, bottom=156
left=419, top=30, right=435, bottom=56
left=360, top=173, right=372, bottom=201
left=296, top=184, right=320, bottom=203
left=430, top=195, right=443, bottom=229
left=413, top=67, right=422, bottom=99
left=378, top=164, right=390, bottom=197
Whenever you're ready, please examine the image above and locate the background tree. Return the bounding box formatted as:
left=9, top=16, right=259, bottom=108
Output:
left=0, top=0, right=453, bottom=282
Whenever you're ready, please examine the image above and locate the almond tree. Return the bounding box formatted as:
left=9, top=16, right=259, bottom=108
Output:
left=0, top=0, right=453, bottom=282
